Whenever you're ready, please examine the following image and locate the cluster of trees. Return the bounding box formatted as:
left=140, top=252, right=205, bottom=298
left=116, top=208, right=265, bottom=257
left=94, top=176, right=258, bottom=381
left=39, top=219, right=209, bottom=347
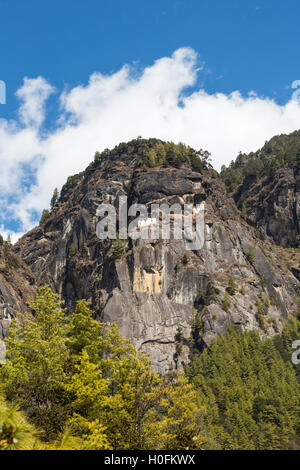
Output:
left=187, top=320, right=300, bottom=450
left=0, top=286, right=206, bottom=450
left=0, top=235, right=19, bottom=279
left=134, top=141, right=212, bottom=172
left=39, top=139, right=215, bottom=227
left=220, top=130, right=300, bottom=192
left=0, top=285, right=299, bottom=450
left=39, top=188, right=60, bottom=226
left=93, top=138, right=213, bottom=173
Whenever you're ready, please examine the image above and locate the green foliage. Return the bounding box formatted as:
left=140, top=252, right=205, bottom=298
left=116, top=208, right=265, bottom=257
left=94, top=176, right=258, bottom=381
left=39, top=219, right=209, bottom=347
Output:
left=194, top=281, right=219, bottom=311
left=260, top=276, right=266, bottom=289
left=241, top=203, right=247, bottom=219
left=111, top=233, right=127, bottom=260
left=1, top=286, right=206, bottom=450
left=94, top=151, right=101, bottom=162
left=2, top=240, right=19, bottom=278
left=226, top=276, right=237, bottom=296
left=134, top=140, right=210, bottom=172
left=186, top=323, right=300, bottom=450
left=145, top=372, right=207, bottom=450
left=181, top=253, right=189, bottom=265
left=255, top=294, right=270, bottom=330
left=0, top=397, right=40, bottom=450
left=40, top=209, right=50, bottom=225
left=2, top=285, right=300, bottom=450
left=50, top=188, right=59, bottom=209
left=221, top=130, right=300, bottom=192
left=1, top=286, right=71, bottom=439
left=61, top=139, right=214, bottom=204
left=222, top=294, right=231, bottom=312
left=247, top=247, right=255, bottom=264
left=61, top=172, right=84, bottom=197
left=68, top=243, right=76, bottom=256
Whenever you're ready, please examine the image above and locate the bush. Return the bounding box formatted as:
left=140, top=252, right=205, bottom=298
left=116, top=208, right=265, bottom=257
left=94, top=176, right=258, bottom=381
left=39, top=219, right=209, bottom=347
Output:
left=40, top=209, right=50, bottom=225
left=222, top=294, right=231, bottom=312
left=182, top=254, right=189, bottom=265
left=111, top=233, right=127, bottom=260
left=247, top=248, right=255, bottom=264
left=226, top=276, right=237, bottom=296
left=69, top=243, right=76, bottom=256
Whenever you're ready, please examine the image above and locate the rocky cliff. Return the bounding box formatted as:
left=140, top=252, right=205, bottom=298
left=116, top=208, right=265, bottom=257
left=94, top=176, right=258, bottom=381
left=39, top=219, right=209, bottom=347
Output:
left=221, top=131, right=300, bottom=249
left=234, top=166, right=300, bottom=248
left=0, top=238, right=36, bottom=339
left=13, top=139, right=299, bottom=373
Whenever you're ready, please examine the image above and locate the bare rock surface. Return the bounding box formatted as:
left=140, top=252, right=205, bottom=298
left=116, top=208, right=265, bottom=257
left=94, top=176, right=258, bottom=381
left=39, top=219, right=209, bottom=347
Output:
left=13, top=139, right=299, bottom=373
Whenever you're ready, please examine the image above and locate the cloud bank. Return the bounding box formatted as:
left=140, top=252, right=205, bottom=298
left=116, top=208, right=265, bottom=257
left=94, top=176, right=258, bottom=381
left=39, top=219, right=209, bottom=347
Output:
left=1, top=47, right=300, bottom=242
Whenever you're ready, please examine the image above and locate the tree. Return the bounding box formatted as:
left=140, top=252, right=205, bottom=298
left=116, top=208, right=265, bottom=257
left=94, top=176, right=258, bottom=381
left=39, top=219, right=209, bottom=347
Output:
left=146, top=373, right=207, bottom=450
left=1, top=286, right=72, bottom=439
left=50, top=188, right=59, bottom=209
left=66, top=300, right=105, bottom=364
left=40, top=209, right=50, bottom=225
left=186, top=323, right=300, bottom=450
left=182, top=254, right=189, bottom=265
left=65, top=333, right=163, bottom=449
left=1, top=286, right=207, bottom=449
left=66, top=349, right=207, bottom=450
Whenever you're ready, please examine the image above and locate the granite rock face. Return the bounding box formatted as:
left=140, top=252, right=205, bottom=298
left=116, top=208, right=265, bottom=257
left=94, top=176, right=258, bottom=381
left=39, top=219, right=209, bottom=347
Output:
left=0, top=241, right=36, bottom=339
left=14, top=140, right=299, bottom=373
left=235, top=166, right=300, bottom=248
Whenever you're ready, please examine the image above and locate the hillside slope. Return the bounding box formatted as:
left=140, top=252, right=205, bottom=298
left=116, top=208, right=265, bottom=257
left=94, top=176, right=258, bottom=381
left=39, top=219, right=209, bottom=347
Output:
left=0, top=237, right=36, bottom=339
left=221, top=130, right=300, bottom=248
left=14, top=139, right=299, bottom=373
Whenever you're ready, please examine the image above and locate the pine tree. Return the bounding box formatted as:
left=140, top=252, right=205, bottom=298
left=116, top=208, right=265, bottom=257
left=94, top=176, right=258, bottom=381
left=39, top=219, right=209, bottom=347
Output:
left=50, top=188, right=59, bottom=209
left=1, top=286, right=71, bottom=439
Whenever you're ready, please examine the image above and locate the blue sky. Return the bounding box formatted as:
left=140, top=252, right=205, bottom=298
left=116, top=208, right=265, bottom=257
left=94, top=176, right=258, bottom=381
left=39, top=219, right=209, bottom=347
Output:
left=1, top=0, right=299, bottom=112
left=0, top=0, right=300, bottom=239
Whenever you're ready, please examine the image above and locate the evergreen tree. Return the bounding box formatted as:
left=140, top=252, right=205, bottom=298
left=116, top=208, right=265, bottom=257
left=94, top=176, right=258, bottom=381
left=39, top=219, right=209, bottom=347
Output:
left=50, top=188, right=59, bottom=209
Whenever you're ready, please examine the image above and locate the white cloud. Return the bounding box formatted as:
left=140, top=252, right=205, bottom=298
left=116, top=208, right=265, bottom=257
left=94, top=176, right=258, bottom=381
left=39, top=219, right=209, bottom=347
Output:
left=16, top=76, right=55, bottom=127
left=0, top=47, right=300, bottom=241
left=0, top=225, right=25, bottom=245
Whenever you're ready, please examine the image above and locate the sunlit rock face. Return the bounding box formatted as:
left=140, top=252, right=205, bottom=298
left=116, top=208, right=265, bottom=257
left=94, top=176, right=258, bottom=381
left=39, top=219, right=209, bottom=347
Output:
left=0, top=244, right=36, bottom=340
left=14, top=139, right=299, bottom=374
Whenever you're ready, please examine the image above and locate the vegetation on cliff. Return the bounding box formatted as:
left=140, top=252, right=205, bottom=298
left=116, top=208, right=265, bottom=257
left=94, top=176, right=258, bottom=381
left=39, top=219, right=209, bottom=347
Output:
left=220, top=130, right=300, bottom=193
left=187, top=321, right=300, bottom=450
left=0, top=286, right=299, bottom=450
left=0, top=287, right=206, bottom=450
left=58, top=138, right=214, bottom=201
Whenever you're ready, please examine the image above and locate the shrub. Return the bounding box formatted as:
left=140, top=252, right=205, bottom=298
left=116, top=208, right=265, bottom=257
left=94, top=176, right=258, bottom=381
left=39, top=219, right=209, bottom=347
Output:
left=182, top=254, right=189, bottom=265
left=111, top=233, right=127, bottom=260
left=222, top=294, right=231, bottom=312
left=226, top=276, right=237, bottom=296
left=247, top=248, right=255, bottom=264
left=40, top=209, right=50, bottom=225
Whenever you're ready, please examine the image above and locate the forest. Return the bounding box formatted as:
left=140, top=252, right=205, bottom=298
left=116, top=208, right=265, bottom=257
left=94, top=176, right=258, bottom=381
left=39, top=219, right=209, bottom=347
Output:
left=220, top=130, right=300, bottom=193
left=0, top=286, right=299, bottom=450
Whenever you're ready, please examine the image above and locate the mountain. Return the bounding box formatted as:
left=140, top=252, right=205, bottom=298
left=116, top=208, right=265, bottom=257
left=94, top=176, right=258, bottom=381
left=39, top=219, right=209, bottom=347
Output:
left=220, top=131, right=300, bottom=248
left=12, top=138, right=299, bottom=374
left=0, top=236, right=36, bottom=339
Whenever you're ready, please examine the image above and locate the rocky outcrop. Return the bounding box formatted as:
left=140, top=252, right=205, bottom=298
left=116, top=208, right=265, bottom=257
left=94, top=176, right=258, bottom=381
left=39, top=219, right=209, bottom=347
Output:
left=235, top=165, right=300, bottom=248
left=0, top=241, right=36, bottom=339
left=14, top=140, right=299, bottom=373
